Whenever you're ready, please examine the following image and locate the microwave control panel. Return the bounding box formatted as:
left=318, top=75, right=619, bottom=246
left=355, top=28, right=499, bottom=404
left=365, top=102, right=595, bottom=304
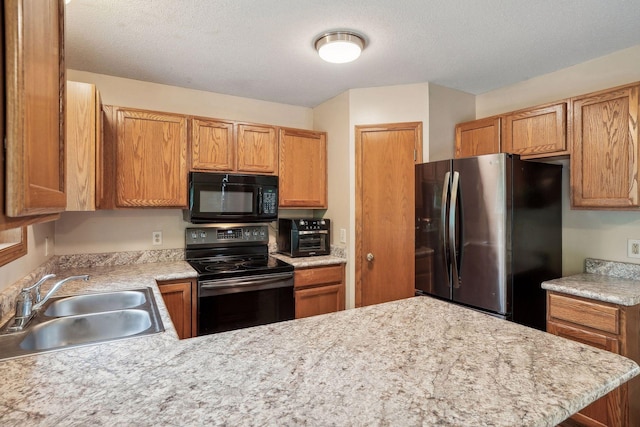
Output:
left=262, top=189, right=277, bottom=214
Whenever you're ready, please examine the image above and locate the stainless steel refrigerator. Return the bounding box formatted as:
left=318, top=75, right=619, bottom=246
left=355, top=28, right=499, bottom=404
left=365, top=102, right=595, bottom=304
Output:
left=415, top=153, right=562, bottom=331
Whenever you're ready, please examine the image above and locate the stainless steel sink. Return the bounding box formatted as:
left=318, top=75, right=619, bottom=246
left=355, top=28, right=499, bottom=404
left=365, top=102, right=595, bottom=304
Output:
left=44, top=290, right=147, bottom=317
left=20, top=309, right=153, bottom=351
left=0, top=288, right=164, bottom=360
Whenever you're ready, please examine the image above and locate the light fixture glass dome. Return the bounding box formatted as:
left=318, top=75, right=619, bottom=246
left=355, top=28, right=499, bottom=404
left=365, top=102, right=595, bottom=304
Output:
left=315, top=32, right=365, bottom=64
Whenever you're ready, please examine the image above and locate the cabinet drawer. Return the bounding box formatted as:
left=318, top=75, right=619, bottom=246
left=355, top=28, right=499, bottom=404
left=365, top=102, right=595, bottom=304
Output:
left=548, top=293, right=619, bottom=334
left=294, top=265, right=343, bottom=289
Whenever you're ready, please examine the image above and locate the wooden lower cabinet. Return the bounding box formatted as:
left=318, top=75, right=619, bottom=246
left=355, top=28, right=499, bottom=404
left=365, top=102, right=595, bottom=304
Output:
left=547, top=292, right=640, bottom=427
left=294, top=264, right=345, bottom=319
left=157, top=279, right=197, bottom=339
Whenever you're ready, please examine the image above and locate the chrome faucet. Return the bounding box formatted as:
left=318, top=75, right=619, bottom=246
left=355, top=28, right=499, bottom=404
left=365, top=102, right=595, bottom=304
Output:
left=4, top=274, right=90, bottom=332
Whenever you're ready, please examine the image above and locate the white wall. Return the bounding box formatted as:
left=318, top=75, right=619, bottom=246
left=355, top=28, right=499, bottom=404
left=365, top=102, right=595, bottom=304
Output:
left=313, top=91, right=350, bottom=248
left=476, top=44, right=640, bottom=275
left=0, top=222, right=55, bottom=290
left=56, top=71, right=314, bottom=255
left=427, top=83, right=476, bottom=161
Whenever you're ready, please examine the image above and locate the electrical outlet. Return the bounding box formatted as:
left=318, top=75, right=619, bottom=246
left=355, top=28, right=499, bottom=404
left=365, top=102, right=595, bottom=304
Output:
left=340, top=228, right=347, bottom=244
left=627, top=239, right=640, bottom=258
left=45, top=236, right=50, bottom=257
left=152, top=231, right=163, bottom=246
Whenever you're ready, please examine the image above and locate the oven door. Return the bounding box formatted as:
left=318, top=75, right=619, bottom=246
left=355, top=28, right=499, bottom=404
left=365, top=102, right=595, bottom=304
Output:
left=293, top=230, right=330, bottom=257
left=197, top=272, right=294, bottom=335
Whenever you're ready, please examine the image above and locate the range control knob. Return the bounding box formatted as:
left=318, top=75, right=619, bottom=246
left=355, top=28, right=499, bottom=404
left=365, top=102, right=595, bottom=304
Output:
left=299, top=220, right=306, bottom=226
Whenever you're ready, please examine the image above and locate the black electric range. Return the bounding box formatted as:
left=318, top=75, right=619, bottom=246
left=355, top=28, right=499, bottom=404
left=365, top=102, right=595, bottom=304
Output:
left=185, top=225, right=294, bottom=335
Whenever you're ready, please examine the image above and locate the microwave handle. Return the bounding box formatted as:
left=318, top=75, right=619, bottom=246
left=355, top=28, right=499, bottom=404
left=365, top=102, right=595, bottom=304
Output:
left=258, top=188, right=263, bottom=214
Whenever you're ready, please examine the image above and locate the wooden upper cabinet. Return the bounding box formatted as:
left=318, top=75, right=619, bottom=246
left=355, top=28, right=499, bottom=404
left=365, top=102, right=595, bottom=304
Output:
left=236, top=124, right=278, bottom=174
left=279, top=128, right=327, bottom=208
left=571, top=83, right=640, bottom=209
left=454, top=117, right=501, bottom=158
left=191, top=118, right=235, bottom=171
left=66, top=81, right=101, bottom=211
left=190, top=120, right=277, bottom=174
left=502, top=101, right=568, bottom=158
left=4, top=0, right=66, bottom=217
left=113, top=107, right=188, bottom=207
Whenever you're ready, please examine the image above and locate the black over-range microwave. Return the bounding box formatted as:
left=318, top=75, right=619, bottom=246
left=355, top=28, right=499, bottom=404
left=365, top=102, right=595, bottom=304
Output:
left=185, top=172, right=278, bottom=223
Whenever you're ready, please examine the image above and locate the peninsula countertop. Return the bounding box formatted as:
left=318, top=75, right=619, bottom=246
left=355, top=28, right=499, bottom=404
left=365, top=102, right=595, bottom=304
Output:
left=0, top=262, right=638, bottom=426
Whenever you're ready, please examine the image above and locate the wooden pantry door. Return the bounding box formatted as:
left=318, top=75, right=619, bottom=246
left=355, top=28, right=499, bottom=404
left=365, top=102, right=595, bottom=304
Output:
left=355, top=122, right=422, bottom=307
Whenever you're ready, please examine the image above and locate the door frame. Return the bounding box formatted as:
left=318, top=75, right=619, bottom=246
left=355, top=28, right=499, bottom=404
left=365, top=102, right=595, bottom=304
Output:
left=355, top=122, right=423, bottom=307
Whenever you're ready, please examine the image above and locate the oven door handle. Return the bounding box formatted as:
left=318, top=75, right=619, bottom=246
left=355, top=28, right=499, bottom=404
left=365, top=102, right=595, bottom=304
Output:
left=199, top=272, right=294, bottom=296
left=298, top=230, right=329, bottom=235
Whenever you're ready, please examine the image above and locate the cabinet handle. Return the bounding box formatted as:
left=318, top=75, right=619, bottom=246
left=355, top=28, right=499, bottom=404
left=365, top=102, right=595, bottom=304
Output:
left=366, top=253, right=374, bottom=262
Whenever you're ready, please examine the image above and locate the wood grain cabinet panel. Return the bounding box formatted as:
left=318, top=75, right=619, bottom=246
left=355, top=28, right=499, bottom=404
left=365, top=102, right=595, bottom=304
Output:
left=571, top=83, right=640, bottom=208
left=66, top=81, right=101, bottom=211
left=191, top=118, right=235, bottom=171
left=294, top=264, right=345, bottom=319
left=236, top=124, right=278, bottom=174
left=4, top=0, right=66, bottom=217
left=110, top=107, right=188, bottom=207
left=454, top=117, right=501, bottom=158
left=279, top=128, right=327, bottom=208
left=157, top=279, right=196, bottom=340
left=503, top=102, right=568, bottom=158
left=547, top=291, right=640, bottom=427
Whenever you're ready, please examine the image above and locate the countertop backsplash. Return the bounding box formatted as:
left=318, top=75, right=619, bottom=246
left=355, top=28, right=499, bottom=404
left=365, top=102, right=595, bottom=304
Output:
left=586, top=258, right=640, bottom=280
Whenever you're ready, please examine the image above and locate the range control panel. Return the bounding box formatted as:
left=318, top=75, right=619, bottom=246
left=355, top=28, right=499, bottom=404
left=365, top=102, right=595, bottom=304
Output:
left=186, top=225, right=268, bottom=246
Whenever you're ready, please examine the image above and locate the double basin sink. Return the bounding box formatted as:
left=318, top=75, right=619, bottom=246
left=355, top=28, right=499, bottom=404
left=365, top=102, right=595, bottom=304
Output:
left=0, top=288, right=164, bottom=360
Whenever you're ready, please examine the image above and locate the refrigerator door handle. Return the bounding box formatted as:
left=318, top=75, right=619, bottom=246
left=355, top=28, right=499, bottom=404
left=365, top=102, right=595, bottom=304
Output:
left=441, top=171, right=451, bottom=283
left=449, top=171, right=460, bottom=289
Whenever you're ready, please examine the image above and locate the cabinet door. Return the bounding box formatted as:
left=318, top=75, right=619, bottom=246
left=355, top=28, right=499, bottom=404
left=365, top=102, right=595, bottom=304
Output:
left=115, top=108, right=188, bottom=207
left=191, top=118, right=235, bottom=171
left=454, top=117, right=501, bottom=158
left=547, top=321, right=624, bottom=427
left=503, top=102, right=568, bottom=158
left=66, top=81, right=99, bottom=211
left=572, top=84, right=640, bottom=208
left=294, top=265, right=345, bottom=319
left=295, top=284, right=344, bottom=319
left=4, top=0, right=66, bottom=217
left=237, top=124, right=278, bottom=174
left=158, top=280, right=196, bottom=339
left=279, top=128, right=327, bottom=208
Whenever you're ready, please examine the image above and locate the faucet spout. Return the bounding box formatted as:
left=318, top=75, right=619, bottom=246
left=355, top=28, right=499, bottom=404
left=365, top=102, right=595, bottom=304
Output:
left=32, top=275, right=90, bottom=311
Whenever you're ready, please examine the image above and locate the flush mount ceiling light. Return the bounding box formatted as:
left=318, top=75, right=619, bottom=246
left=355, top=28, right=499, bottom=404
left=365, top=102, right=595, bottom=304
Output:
left=315, top=31, right=365, bottom=64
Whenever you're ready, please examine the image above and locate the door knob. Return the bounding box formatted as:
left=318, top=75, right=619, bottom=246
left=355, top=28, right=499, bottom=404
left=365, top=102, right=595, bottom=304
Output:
left=366, top=253, right=374, bottom=262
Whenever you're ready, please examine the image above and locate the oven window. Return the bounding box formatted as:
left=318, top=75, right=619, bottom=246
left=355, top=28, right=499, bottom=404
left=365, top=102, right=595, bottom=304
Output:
left=198, top=286, right=294, bottom=335
left=299, top=236, right=326, bottom=251
left=200, top=190, right=253, bottom=213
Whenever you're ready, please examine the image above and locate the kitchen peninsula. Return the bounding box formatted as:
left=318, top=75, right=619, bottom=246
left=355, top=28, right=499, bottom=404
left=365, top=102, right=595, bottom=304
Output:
left=0, top=261, right=638, bottom=426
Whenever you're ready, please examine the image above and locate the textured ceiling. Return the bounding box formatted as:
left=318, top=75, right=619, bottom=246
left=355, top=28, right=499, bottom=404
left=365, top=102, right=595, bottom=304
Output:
left=65, top=0, right=640, bottom=108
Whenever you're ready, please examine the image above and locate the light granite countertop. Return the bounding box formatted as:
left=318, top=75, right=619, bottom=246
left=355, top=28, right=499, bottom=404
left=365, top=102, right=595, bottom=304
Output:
left=542, top=258, right=640, bottom=306
left=0, top=261, right=639, bottom=426
left=270, top=252, right=346, bottom=268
